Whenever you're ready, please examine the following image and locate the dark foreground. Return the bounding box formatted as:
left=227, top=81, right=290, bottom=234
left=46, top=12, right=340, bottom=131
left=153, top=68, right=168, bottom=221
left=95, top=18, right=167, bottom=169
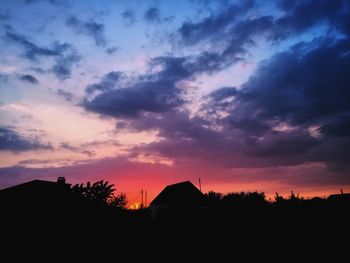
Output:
left=1, top=195, right=349, bottom=261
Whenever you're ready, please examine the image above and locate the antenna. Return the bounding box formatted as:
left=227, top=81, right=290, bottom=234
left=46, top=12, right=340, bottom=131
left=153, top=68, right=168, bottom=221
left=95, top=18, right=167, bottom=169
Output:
left=145, top=191, right=147, bottom=208
left=199, top=178, right=202, bottom=192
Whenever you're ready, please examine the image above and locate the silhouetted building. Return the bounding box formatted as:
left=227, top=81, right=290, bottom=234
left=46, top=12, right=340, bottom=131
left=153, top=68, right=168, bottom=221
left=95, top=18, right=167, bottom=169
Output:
left=0, top=178, right=72, bottom=215
left=150, top=181, right=204, bottom=216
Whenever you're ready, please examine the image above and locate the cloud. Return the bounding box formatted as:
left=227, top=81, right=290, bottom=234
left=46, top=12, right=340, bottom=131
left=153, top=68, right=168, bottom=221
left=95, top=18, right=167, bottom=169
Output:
left=208, top=86, right=237, bottom=101
left=118, top=34, right=350, bottom=177
left=144, top=7, right=161, bottom=23
left=80, top=0, right=350, bottom=180
left=178, top=0, right=255, bottom=45
left=0, top=10, right=10, bottom=21
left=0, top=74, right=9, bottom=82
left=82, top=48, right=250, bottom=119
left=50, top=42, right=81, bottom=80
left=105, top=46, right=118, bottom=54
left=176, top=0, right=350, bottom=60
left=83, top=57, right=193, bottom=117
left=83, top=47, right=254, bottom=118
left=230, top=37, right=350, bottom=129
left=57, top=89, right=74, bottom=101
left=0, top=127, right=52, bottom=152
left=65, top=16, right=107, bottom=47
left=4, top=29, right=81, bottom=80
left=121, top=9, right=136, bottom=25
left=25, top=0, right=66, bottom=5
left=85, top=71, right=125, bottom=96
left=275, top=0, right=349, bottom=39
left=5, top=30, right=58, bottom=60
left=19, top=74, right=39, bottom=84
left=177, top=15, right=275, bottom=74
left=320, top=116, right=350, bottom=138
left=60, top=142, right=95, bottom=157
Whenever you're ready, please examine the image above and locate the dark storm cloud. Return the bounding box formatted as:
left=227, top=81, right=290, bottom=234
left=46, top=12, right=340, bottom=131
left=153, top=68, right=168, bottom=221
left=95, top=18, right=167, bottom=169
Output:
left=4, top=29, right=81, bottom=80
left=230, top=37, right=350, bottom=129
left=65, top=16, right=107, bottom=47
left=83, top=51, right=240, bottom=118
left=247, top=131, right=320, bottom=158
left=127, top=111, right=316, bottom=170
left=83, top=56, right=194, bottom=117
left=84, top=77, right=184, bottom=118
left=320, top=116, right=350, bottom=138
left=19, top=74, right=39, bottom=84
left=201, top=35, right=350, bottom=171
left=0, top=127, right=52, bottom=152
left=144, top=7, right=161, bottom=23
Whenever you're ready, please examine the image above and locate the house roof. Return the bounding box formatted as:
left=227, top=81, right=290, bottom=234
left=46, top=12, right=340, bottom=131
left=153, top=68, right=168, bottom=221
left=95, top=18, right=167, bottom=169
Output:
left=0, top=179, right=71, bottom=202
left=150, top=181, right=204, bottom=208
left=0, top=179, right=70, bottom=191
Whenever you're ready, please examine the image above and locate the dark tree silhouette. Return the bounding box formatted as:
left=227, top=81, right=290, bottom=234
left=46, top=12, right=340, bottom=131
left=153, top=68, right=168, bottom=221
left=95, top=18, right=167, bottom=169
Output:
left=206, top=191, right=223, bottom=201
left=274, top=192, right=285, bottom=205
left=71, top=180, right=115, bottom=205
left=205, top=191, right=223, bottom=207
left=222, top=191, right=267, bottom=207
left=108, top=192, right=128, bottom=209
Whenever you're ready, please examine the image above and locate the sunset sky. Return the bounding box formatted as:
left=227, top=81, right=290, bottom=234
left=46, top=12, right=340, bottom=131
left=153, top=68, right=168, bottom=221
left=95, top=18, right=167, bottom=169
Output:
left=1, top=0, right=350, bottom=203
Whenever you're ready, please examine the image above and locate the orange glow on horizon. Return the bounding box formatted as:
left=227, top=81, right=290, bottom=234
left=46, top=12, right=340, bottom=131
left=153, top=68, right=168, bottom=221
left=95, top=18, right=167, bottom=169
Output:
left=128, top=202, right=141, bottom=210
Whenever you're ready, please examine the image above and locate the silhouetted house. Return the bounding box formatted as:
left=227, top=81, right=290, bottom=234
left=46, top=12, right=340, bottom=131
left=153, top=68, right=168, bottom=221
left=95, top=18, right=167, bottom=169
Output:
left=0, top=177, right=95, bottom=239
left=0, top=177, right=73, bottom=219
left=150, top=181, right=204, bottom=216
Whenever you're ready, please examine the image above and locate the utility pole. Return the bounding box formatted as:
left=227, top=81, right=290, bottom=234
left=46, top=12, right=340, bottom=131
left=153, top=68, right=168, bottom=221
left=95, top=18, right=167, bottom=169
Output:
left=199, top=178, right=202, bottom=192
left=141, top=189, right=144, bottom=209
left=145, top=191, right=147, bottom=208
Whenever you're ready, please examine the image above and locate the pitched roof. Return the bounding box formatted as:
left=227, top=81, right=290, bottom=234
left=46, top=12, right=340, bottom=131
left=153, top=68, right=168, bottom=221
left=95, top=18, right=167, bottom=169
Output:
left=0, top=179, right=71, bottom=202
left=150, top=181, right=204, bottom=208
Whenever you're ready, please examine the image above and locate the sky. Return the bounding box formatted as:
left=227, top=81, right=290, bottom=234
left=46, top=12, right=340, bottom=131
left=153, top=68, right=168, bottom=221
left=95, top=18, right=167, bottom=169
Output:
left=1, top=0, right=350, bottom=204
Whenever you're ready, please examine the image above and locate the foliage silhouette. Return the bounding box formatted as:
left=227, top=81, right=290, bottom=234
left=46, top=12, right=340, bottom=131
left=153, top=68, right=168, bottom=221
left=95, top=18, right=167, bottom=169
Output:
left=108, top=192, right=128, bottom=209
left=71, top=180, right=115, bottom=205
left=221, top=191, right=267, bottom=208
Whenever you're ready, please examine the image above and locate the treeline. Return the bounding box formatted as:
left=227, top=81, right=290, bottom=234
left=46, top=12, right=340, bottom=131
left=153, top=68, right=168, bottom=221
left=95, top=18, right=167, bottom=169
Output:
left=205, top=190, right=325, bottom=207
